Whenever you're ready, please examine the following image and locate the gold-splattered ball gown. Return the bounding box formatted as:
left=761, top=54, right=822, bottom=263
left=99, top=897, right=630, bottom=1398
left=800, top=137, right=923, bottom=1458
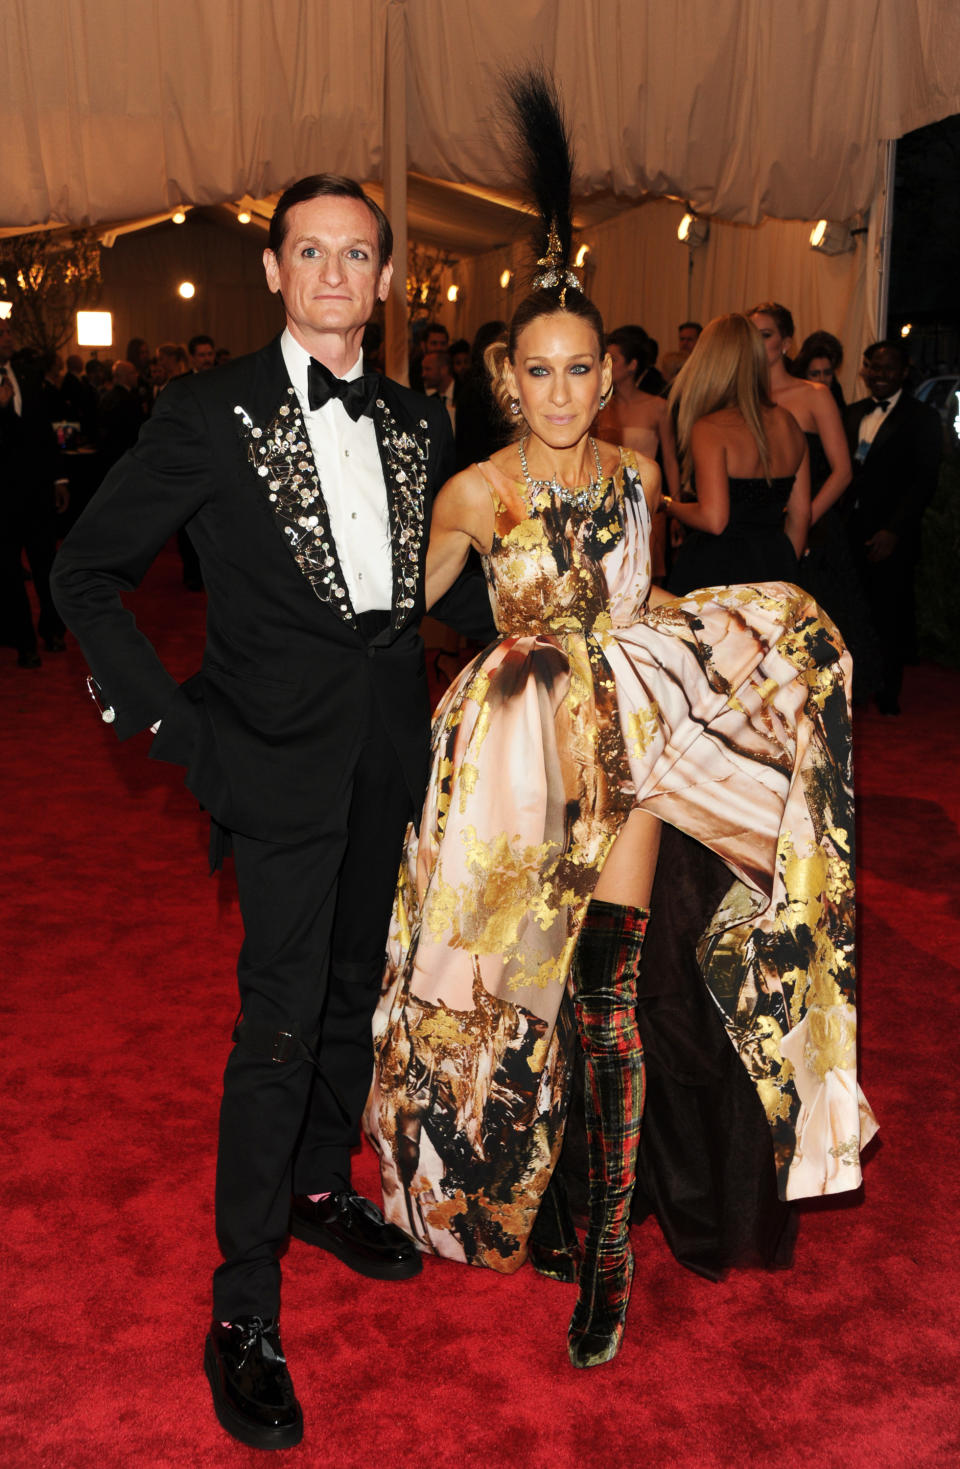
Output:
left=365, top=449, right=876, bottom=1273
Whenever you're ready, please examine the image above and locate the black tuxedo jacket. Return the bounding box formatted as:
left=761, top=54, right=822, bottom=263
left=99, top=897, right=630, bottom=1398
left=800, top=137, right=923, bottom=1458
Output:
left=98, top=383, right=143, bottom=468
left=60, top=371, right=98, bottom=438
left=53, top=335, right=494, bottom=842
left=843, top=392, right=941, bottom=545
left=0, top=369, right=59, bottom=521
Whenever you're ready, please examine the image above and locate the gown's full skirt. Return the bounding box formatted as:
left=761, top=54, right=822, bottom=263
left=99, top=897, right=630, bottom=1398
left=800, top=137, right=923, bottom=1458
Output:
left=365, top=453, right=877, bottom=1272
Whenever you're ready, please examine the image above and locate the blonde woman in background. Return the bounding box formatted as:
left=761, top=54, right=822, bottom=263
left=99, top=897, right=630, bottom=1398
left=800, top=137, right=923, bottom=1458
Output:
left=665, top=313, right=810, bottom=595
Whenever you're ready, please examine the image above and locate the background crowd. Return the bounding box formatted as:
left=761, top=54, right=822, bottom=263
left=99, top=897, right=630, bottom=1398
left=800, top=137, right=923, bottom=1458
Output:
left=0, top=301, right=947, bottom=715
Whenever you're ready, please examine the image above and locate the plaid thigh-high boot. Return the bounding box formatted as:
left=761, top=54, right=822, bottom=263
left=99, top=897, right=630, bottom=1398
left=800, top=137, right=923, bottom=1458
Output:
left=567, top=899, right=647, bottom=1368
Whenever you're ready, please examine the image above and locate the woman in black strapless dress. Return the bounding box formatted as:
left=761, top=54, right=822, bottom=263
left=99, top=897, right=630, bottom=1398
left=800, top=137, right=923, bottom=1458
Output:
left=664, top=313, right=809, bottom=595
left=748, top=303, right=880, bottom=701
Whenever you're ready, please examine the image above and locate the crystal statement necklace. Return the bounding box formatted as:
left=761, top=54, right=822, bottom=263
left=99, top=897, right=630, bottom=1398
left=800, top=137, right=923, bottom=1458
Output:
left=518, top=435, right=605, bottom=511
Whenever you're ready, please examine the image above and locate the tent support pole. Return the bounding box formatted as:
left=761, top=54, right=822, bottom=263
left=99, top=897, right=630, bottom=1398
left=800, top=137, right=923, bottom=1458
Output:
left=383, top=0, right=409, bottom=384
left=874, top=139, right=896, bottom=340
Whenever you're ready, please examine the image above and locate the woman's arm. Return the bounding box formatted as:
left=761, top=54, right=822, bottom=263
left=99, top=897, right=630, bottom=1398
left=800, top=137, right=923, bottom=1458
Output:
left=663, top=419, right=730, bottom=534
left=424, top=467, right=494, bottom=610
left=636, top=454, right=666, bottom=582
left=657, top=399, right=681, bottom=498
left=784, top=440, right=811, bottom=558
left=807, top=384, right=852, bottom=524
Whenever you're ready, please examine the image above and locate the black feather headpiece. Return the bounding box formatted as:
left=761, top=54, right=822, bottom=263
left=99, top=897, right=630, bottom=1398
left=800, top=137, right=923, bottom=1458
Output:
left=502, top=67, right=581, bottom=294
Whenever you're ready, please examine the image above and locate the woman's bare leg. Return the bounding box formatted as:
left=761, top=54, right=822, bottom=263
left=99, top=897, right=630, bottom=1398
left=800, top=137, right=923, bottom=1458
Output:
left=591, top=807, right=661, bottom=909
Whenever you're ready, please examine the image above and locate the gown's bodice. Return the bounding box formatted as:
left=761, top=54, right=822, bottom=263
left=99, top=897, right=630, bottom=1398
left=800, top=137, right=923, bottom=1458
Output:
left=725, top=475, right=795, bottom=531
left=478, top=453, right=652, bottom=640
left=803, top=432, right=831, bottom=496
left=667, top=473, right=798, bottom=596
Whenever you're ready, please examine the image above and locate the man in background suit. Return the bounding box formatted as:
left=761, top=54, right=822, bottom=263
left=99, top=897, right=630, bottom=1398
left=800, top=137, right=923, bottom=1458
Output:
left=60, top=352, right=99, bottom=439
left=843, top=339, right=941, bottom=714
left=0, top=320, right=68, bottom=665
left=53, top=174, right=492, bottom=1451
left=97, top=359, right=144, bottom=469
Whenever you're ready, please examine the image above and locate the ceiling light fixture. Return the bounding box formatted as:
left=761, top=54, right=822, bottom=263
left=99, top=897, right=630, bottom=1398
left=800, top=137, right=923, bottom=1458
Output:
left=677, top=212, right=709, bottom=248
left=809, top=220, right=854, bottom=255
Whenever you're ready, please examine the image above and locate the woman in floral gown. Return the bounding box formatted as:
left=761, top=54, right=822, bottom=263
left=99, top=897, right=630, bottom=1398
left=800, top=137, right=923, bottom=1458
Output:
left=365, top=282, right=876, bottom=1367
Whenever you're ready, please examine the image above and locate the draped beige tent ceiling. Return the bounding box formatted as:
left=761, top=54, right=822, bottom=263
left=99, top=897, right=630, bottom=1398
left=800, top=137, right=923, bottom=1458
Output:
left=4, top=0, right=959, bottom=230
left=3, top=0, right=959, bottom=389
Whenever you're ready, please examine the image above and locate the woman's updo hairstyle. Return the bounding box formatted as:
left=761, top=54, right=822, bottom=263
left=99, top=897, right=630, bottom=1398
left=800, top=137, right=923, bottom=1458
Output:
left=606, top=324, right=655, bottom=385
left=747, top=300, right=796, bottom=341
left=485, top=70, right=606, bottom=432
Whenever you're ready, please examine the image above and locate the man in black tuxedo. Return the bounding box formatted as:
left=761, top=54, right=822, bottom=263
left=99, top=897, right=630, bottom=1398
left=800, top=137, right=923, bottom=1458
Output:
left=1, top=320, right=68, bottom=665
left=52, top=175, right=492, bottom=1450
left=843, top=339, right=941, bottom=714
left=97, top=359, right=144, bottom=469
left=60, top=352, right=99, bottom=439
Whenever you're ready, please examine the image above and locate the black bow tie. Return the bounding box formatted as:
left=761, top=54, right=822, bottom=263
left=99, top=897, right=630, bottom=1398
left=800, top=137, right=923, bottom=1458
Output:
left=307, top=357, right=379, bottom=420
left=868, top=397, right=890, bottom=412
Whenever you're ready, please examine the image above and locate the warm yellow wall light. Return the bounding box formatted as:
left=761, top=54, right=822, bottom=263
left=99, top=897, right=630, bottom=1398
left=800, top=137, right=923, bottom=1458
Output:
left=76, top=311, right=113, bottom=347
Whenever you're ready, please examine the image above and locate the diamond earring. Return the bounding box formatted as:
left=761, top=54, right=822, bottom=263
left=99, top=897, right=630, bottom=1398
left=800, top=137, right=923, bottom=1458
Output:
left=510, top=398, right=521, bottom=416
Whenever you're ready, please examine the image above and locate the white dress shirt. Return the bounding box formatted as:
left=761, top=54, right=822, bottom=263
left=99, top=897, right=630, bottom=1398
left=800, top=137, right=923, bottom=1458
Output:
left=0, top=357, right=23, bottom=416
left=280, top=328, right=392, bottom=613
left=430, top=387, right=456, bottom=431
left=854, top=387, right=902, bottom=463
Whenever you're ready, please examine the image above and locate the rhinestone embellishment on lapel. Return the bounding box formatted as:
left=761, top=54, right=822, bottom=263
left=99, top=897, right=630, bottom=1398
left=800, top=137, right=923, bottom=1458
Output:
left=234, top=392, right=354, bottom=623
left=376, top=402, right=430, bottom=622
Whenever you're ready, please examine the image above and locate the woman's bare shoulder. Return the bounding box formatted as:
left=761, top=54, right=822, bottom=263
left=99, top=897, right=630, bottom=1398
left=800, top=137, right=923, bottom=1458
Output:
left=767, top=402, right=806, bottom=444
left=594, top=436, right=628, bottom=477
left=692, top=409, right=737, bottom=439
left=487, top=442, right=521, bottom=477
left=436, top=463, right=497, bottom=521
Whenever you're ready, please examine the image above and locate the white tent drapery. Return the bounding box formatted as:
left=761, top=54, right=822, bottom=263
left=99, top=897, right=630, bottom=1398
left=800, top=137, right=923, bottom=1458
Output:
left=3, top=0, right=958, bottom=228
left=2, top=0, right=958, bottom=381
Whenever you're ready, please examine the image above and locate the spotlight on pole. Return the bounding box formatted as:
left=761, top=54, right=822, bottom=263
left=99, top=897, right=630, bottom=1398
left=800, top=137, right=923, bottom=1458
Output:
left=809, top=220, right=854, bottom=255
left=178, top=281, right=196, bottom=299
left=446, top=285, right=459, bottom=303
left=499, top=269, right=512, bottom=289
left=677, top=212, right=709, bottom=248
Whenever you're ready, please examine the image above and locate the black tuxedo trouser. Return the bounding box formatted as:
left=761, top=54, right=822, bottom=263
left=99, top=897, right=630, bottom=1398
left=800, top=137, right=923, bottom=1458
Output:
left=212, top=703, right=413, bottom=1320
left=848, top=523, right=917, bottom=706
left=0, top=506, right=64, bottom=653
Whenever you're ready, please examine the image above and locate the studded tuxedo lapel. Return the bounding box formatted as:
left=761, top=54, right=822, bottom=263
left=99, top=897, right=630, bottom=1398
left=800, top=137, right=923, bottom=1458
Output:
left=373, top=395, right=430, bottom=632
left=234, top=389, right=357, bottom=626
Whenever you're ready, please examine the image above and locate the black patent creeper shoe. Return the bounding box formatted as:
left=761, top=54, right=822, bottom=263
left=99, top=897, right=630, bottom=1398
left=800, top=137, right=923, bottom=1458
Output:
left=204, top=1316, right=303, bottom=1450
left=290, top=1191, right=422, bottom=1281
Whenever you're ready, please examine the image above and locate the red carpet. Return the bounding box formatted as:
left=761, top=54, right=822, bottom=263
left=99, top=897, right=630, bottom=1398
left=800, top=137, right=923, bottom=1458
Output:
left=2, top=547, right=959, bottom=1466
